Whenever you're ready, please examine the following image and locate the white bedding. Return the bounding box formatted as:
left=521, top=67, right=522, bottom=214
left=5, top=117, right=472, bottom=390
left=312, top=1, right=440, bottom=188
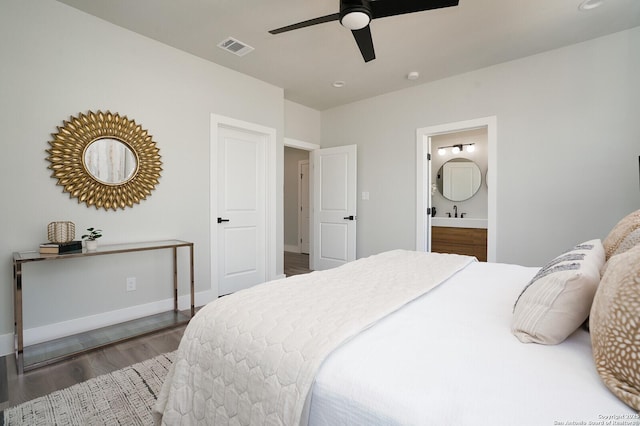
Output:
left=308, top=261, right=635, bottom=426
left=156, top=250, right=475, bottom=425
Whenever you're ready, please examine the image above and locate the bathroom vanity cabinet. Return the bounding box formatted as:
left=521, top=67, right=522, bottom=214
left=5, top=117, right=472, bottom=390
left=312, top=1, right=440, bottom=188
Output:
left=431, top=226, right=487, bottom=261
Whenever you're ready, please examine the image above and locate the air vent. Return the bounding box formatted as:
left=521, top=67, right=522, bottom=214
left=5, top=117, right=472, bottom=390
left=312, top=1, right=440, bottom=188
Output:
left=217, top=37, right=254, bottom=57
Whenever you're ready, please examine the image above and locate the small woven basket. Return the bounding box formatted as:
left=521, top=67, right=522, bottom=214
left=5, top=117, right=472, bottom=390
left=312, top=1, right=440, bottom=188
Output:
left=47, top=221, right=75, bottom=243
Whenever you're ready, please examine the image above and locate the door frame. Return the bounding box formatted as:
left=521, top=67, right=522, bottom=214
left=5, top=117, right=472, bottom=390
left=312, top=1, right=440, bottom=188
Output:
left=211, top=114, right=277, bottom=297
left=416, top=116, right=497, bottom=262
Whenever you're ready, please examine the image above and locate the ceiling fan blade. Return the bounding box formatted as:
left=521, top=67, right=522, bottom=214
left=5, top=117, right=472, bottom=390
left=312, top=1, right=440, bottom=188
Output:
left=369, top=0, right=459, bottom=20
left=269, top=13, right=340, bottom=34
left=351, top=26, right=376, bottom=62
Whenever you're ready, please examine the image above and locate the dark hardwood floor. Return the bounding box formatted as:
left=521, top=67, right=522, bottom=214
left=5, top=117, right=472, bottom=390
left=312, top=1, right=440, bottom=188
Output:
left=284, top=251, right=311, bottom=276
left=0, top=325, right=186, bottom=411
left=1, top=253, right=310, bottom=412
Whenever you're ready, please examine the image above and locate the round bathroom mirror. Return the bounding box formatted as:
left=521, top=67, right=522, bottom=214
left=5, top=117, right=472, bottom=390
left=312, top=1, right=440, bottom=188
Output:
left=436, top=158, right=482, bottom=202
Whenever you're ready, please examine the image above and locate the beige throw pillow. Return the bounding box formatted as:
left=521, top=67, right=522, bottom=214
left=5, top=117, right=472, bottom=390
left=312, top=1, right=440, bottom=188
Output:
left=512, top=239, right=605, bottom=344
left=610, top=227, right=640, bottom=258
left=590, top=244, right=640, bottom=410
left=602, top=209, right=640, bottom=260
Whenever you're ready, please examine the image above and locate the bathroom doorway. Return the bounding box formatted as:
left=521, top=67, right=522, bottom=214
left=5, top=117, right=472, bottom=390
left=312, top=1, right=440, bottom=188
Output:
left=416, top=116, right=497, bottom=262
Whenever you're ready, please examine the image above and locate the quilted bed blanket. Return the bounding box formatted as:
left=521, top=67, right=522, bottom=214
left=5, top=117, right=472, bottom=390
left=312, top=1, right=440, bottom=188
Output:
left=155, top=249, right=475, bottom=425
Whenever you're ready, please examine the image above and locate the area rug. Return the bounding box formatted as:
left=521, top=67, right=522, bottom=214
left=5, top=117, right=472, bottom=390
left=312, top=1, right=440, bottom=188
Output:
left=1, top=351, right=175, bottom=425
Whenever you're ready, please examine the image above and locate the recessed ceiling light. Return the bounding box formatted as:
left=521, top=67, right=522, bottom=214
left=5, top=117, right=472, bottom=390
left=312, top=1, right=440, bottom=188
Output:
left=407, top=71, right=420, bottom=80
left=578, top=0, right=605, bottom=11
left=332, top=81, right=346, bottom=88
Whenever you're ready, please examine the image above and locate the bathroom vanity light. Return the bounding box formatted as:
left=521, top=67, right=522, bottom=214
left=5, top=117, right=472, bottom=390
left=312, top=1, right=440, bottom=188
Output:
left=437, top=143, right=475, bottom=155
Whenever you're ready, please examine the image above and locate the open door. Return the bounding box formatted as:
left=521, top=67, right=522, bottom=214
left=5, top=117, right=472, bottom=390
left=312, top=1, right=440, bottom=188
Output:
left=311, top=145, right=357, bottom=270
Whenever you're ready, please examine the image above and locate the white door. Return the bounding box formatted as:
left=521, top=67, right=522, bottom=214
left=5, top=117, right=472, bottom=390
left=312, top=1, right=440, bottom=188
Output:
left=298, top=160, right=310, bottom=254
left=217, top=126, right=266, bottom=295
left=311, top=145, right=357, bottom=270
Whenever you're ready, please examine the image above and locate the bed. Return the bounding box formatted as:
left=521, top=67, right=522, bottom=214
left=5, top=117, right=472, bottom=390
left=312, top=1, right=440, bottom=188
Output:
left=155, top=210, right=640, bottom=425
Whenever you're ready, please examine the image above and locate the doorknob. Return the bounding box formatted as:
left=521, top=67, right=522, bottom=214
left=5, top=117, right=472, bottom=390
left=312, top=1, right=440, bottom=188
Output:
left=343, top=215, right=355, bottom=220
left=217, top=217, right=230, bottom=223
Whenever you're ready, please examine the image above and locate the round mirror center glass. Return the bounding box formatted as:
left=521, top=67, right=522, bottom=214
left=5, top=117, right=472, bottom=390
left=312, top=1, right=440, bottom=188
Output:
left=436, top=158, right=482, bottom=202
left=84, top=138, right=137, bottom=184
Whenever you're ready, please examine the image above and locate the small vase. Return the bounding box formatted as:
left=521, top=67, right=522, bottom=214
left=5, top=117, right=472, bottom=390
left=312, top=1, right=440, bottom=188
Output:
left=85, top=240, right=98, bottom=251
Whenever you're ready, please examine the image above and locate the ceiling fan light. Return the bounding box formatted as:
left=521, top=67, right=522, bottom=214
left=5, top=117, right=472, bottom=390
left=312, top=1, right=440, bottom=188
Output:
left=341, top=11, right=371, bottom=30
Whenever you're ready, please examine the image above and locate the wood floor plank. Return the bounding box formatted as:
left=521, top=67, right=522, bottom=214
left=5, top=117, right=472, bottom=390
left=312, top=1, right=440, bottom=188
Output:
left=0, top=357, right=7, bottom=404
left=0, top=325, right=187, bottom=411
left=284, top=251, right=311, bottom=276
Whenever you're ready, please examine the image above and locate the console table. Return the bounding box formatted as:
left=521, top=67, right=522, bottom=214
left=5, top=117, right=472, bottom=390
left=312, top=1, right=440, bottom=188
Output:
left=12, top=239, right=194, bottom=373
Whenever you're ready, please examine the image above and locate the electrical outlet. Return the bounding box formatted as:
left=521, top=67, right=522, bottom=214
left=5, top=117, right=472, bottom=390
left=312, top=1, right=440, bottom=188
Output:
left=126, top=276, right=137, bottom=292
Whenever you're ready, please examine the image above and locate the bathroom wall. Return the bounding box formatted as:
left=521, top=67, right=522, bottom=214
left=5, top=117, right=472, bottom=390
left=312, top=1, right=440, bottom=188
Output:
left=431, top=129, right=488, bottom=219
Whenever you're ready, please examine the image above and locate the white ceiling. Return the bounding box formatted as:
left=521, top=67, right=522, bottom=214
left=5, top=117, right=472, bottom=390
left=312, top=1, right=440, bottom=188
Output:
left=56, top=0, right=640, bottom=110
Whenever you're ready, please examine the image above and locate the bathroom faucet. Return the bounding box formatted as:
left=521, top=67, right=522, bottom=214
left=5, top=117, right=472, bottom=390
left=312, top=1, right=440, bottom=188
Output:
left=453, top=205, right=458, bottom=218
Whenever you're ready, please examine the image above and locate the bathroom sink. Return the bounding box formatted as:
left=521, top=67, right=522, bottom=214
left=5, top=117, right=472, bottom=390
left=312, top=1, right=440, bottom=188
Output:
left=431, top=217, right=488, bottom=229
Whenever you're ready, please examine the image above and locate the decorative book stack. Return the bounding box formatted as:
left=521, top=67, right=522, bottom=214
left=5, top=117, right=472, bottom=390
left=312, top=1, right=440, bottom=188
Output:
left=39, top=240, right=83, bottom=254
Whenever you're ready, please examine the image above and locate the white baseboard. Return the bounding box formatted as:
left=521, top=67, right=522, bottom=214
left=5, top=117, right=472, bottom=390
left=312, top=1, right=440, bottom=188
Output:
left=0, top=288, right=216, bottom=357
left=274, top=274, right=287, bottom=280
left=284, top=244, right=300, bottom=253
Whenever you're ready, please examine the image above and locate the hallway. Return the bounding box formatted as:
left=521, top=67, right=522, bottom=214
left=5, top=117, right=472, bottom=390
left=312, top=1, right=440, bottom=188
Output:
left=284, top=252, right=311, bottom=277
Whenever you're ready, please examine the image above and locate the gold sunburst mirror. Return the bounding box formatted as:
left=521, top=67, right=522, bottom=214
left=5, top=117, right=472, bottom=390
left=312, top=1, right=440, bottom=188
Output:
left=47, top=111, right=162, bottom=211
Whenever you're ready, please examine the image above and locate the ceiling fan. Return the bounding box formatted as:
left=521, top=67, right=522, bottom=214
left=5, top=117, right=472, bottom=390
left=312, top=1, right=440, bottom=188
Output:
left=269, top=0, right=459, bottom=62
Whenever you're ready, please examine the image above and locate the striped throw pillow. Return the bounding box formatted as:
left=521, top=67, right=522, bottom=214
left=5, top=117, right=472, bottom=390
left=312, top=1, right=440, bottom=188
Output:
left=512, top=239, right=605, bottom=344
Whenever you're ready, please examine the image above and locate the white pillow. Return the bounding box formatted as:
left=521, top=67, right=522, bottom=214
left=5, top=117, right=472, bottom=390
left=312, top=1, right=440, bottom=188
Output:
left=511, top=239, right=605, bottom=344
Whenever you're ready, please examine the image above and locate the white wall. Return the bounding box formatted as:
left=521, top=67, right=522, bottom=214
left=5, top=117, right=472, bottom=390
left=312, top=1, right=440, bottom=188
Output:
left=321, top=27, right=640, bottom=266
left=284, top=100, right=322, bottom=145
left=0, top=0, right=284, bottom=354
